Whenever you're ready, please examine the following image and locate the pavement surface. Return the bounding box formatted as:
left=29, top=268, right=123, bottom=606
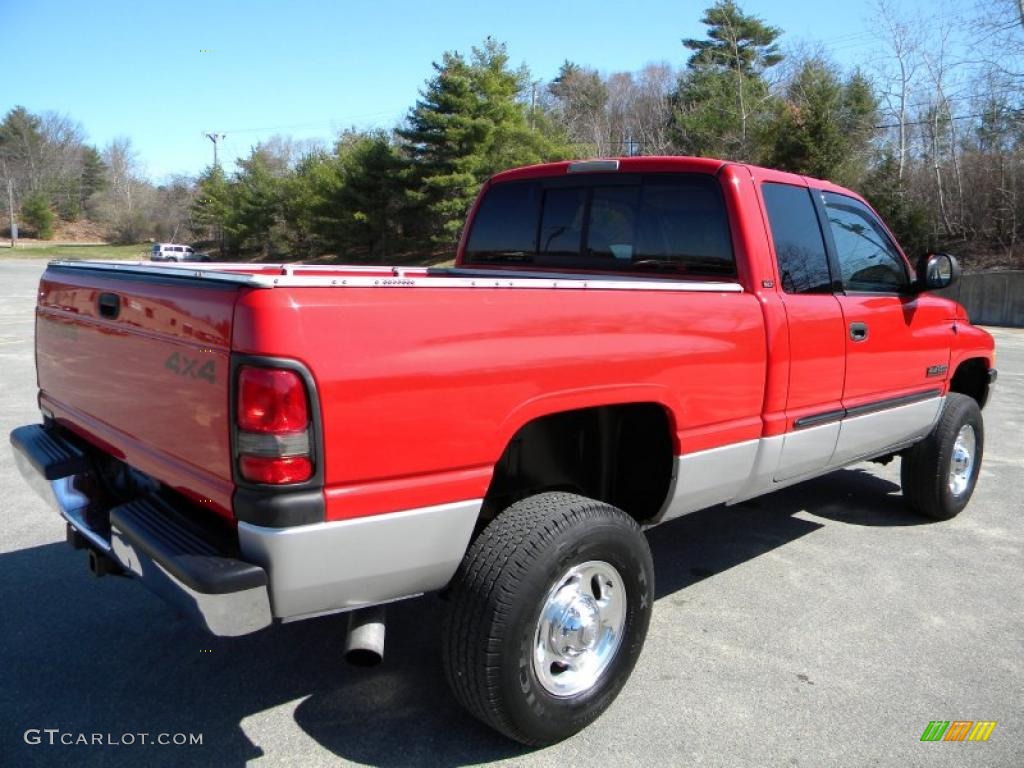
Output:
left=0, top=260, right=1021, bottom=767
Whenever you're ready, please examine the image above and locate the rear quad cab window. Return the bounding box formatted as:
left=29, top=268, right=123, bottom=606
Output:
left=464, top=173, right=736, bottom=278
left=761, top=182, right=832, bottom=294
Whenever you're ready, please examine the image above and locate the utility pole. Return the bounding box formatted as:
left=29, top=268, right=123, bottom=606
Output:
left=6, top=177, right=16, bottom=248
left=204, top=132, right=226, bottom=168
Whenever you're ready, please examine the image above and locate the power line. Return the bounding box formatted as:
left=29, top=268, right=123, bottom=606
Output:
left=872, top=108, right=1023, bottom=130
left=875, top=88, right=1024, bottom=118
left=218, top=110, right=400, bottom=135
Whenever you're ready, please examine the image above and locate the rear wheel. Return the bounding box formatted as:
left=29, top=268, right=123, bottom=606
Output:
left=901, top=393, right=984, bottom=520
left=442, top=492, right=653, bottom=745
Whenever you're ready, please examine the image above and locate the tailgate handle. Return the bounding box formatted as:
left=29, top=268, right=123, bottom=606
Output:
left=97, top=292, right=120, bottom=319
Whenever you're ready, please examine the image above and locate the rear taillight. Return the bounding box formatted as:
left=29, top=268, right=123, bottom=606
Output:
left=237, top=367, right=309, bottom=432
left=238, top=455, right=313, bottom=485
left=236, top=365, right=313, bottom=484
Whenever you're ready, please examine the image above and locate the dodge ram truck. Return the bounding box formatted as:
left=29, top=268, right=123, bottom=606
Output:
left=11, top=156, right=996, bottom=745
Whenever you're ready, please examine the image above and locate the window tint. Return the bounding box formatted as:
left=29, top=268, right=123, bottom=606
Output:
left=462, top=182, right=539, bottom=260
left=635, top=181, right=733, bottom=273
left=587, top=186, right=639, bottom=259
left=464, top=174, right=735, bottom=277
left=823, top=192, right=908, bottom=292
left=539, top=188, right=586, bottom=255
left=761, top=183, right=832, bottom=294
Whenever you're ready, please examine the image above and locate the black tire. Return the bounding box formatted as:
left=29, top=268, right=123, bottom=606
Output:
left=901, top=393, right=984, bottom=520
left=442, top=492, right=654, bottom=746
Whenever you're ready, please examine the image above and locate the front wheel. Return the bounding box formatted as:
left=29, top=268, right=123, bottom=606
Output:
left=901, top=393, right=984, bottom=520
left=442, top=492, right=654, bottom=745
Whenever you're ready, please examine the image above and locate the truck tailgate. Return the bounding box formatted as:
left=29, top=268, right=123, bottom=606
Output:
left=35, top=264, right=239, bottom=517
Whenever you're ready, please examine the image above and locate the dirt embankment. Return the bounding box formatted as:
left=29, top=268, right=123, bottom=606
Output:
left=2, top=219, right=110, bottom=246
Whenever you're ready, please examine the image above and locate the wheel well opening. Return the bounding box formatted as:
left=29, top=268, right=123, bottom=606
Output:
left=950, top=358, right=990, bottom=409
left=480, top=403, right=675, bottom=525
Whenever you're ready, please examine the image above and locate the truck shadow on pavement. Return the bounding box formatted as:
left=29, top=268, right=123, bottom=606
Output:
left=648, top=467, right=928, bottom=599
left=1, top=468, right=932, bottom=768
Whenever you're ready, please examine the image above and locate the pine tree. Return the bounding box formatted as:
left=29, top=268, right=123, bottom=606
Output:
left=0, top=106, right=45, bottom=192
left=190, top=165, right=232, bottom=255
left=231, top=150, right=283, bottom=257
left=670, top=1, right=783, bottom=162
left=400, top=39, right=567, bottom=245
left=21, top=192, right=55, bottom=239
left=766, top=59, right=877, bottom=186
left=280, top=150, right=332, bottom=255
left=319, top=131, right=408, bottom=259
left=682, top=0, right=782, bottom=74
left=79, top=145, right=107, bottom=214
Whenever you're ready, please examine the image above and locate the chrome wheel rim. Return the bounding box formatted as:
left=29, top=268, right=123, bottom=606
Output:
left=533, top=560, right=626, bottom=697
left=948, top=424, right=976, bottom=497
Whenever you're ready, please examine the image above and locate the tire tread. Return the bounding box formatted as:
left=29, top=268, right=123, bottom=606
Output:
left=442, top=492, right=646, bottom=744
left=902, top=393, right=983, bottom=520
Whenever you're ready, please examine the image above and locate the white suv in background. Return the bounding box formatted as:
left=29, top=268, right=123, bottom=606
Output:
left=150, top=243, right=206, bottom=262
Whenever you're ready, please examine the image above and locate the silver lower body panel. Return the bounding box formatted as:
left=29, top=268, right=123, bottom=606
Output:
left=661, top=397, right=945, bottom=517
left=238, top=499, right=481, bottom=621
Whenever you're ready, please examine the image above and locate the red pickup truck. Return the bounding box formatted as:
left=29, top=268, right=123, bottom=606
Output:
left=11, top=156, right=996, bottom=745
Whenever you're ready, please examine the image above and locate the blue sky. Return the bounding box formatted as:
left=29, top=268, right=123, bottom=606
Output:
left=3, top=0, right=928, bottom=180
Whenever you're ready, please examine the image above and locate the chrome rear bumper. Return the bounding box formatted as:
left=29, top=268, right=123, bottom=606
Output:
left=10, top=424, right=272, bottom=637
left=11, top=422, right=482, bottom=632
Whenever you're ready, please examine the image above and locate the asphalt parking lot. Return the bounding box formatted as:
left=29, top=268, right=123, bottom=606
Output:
left=0, top=259, right=1021, bottom=767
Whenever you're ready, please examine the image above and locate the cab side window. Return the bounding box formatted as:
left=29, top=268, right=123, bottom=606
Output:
left=822, top=192, right=908, bottom=292
left=762, top=183, right=832, bottom=294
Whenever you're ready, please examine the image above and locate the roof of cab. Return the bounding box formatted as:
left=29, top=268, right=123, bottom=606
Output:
left=487, top=155, right=860, bottom=197
left=489, top=156, right=728, bottom=185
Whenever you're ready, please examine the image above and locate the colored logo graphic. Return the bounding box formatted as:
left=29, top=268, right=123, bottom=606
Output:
left=920, top=721, right=997, bottom=742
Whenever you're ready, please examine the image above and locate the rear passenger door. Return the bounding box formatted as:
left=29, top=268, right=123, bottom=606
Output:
left=759, top=180, right=846, bottom=481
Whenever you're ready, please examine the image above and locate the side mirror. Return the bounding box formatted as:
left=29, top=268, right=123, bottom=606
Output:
left=915, top=252, right=961, bottom=292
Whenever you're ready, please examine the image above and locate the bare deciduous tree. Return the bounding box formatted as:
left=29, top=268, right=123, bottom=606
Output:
left=873, top=0, right=921, bottom=181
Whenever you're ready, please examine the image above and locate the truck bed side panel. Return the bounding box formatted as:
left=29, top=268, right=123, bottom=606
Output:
left=232, top=285, right=766, bottom=521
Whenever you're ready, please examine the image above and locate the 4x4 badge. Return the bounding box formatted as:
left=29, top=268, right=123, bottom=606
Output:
left=165, top=351, right=216, bottom=384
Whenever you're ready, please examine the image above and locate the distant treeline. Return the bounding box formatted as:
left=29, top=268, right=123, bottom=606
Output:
left=3, top=0, right=1023, bottom=269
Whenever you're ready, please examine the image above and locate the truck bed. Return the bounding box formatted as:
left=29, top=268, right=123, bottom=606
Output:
left=37, top=259, right=764, bottom=523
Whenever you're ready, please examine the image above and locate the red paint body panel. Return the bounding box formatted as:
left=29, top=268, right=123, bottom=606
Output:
left=231, top=284, right=766, bottom=520
left=835, top=294, right=956, bottom=406
left=31, top=156, right=996, bottom=526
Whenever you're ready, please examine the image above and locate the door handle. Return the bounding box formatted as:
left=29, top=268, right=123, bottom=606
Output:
left=849, top=321, right=869, bottom=342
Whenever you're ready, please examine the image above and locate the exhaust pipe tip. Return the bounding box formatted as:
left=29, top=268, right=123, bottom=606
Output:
left=345, top=647, right=384, bottom=668
left=344, top=606, right=386, bottom=667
